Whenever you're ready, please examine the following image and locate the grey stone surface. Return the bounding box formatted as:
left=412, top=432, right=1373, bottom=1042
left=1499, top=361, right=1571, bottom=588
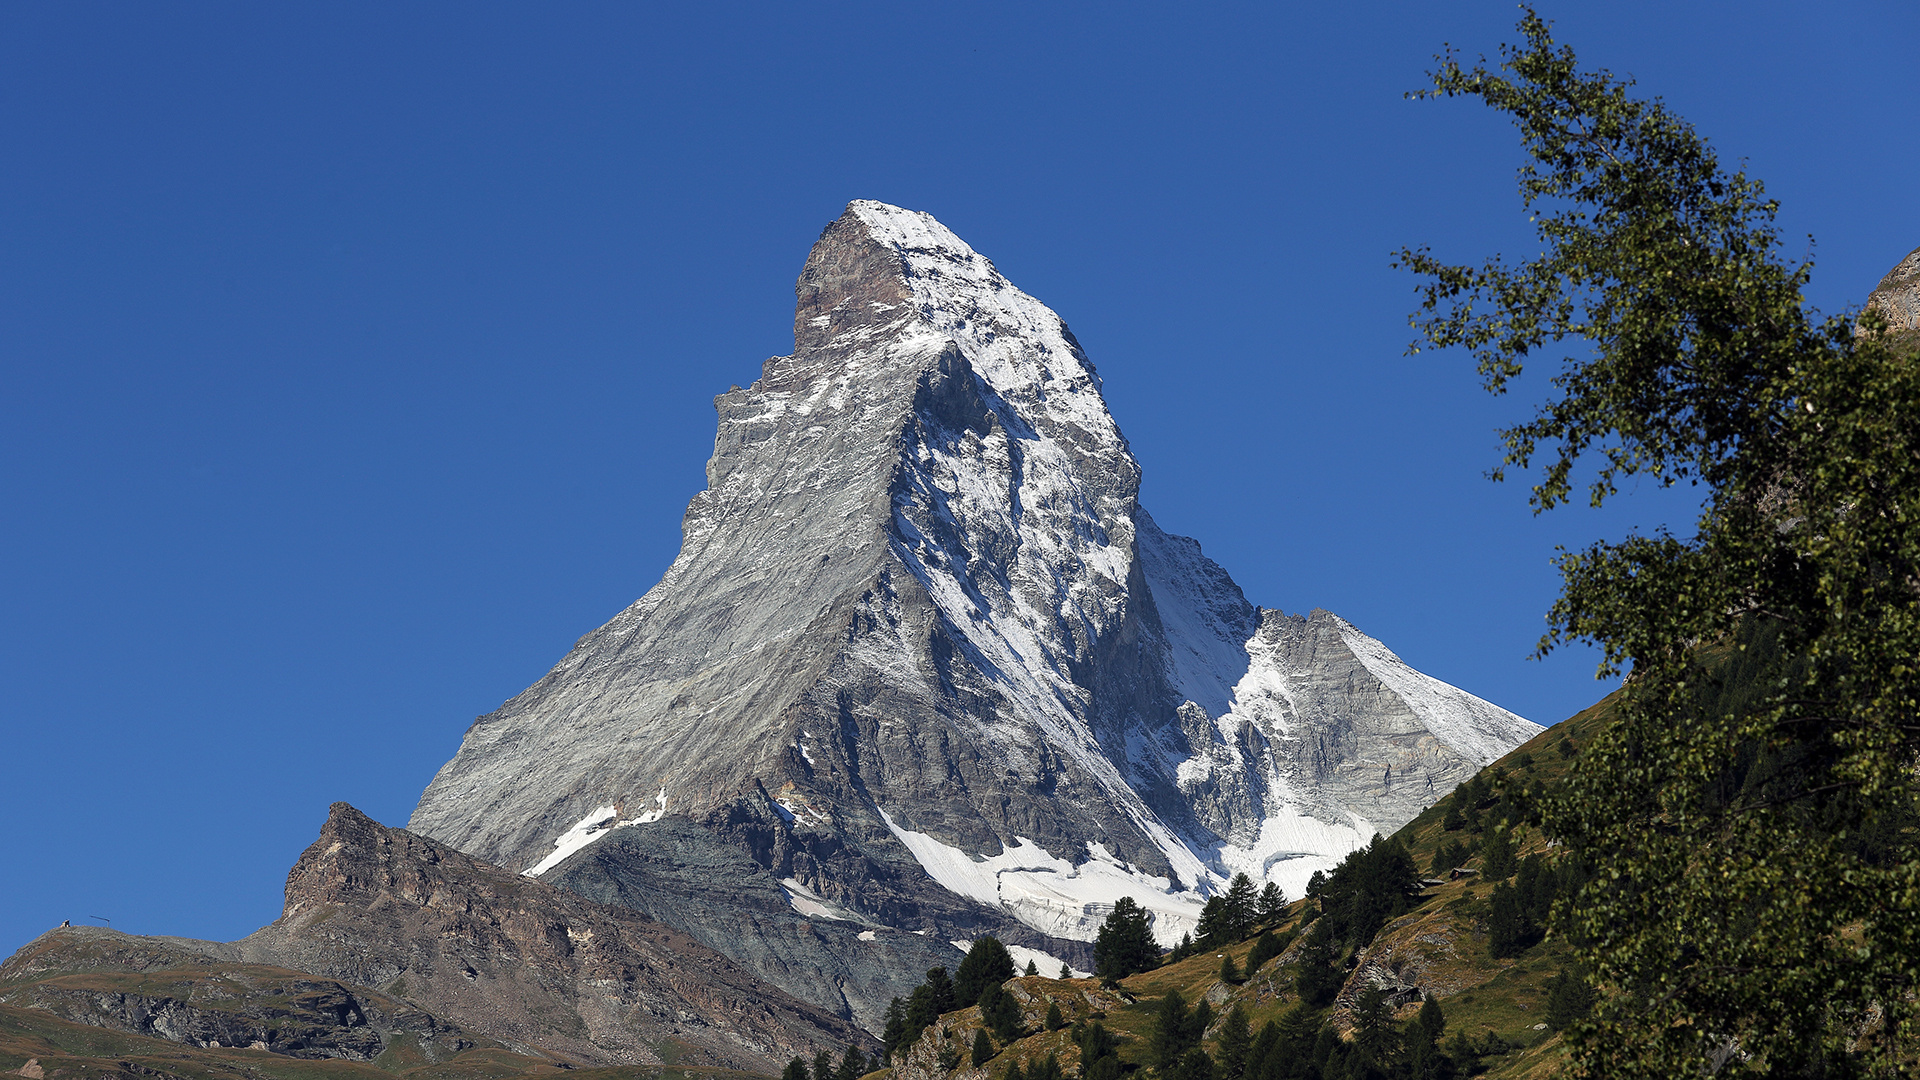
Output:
left=408, top=201, right=1542, bottom=1029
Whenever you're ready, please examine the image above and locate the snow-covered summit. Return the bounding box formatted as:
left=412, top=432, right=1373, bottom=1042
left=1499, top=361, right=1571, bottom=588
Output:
left=409, top=201, right=1541, bottom=1022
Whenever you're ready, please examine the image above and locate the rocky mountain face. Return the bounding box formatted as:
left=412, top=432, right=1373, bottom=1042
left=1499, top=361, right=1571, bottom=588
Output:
left=1, top=805, right=870, bottom=1075
left=1865, top=243, right=1920, bottom=351
left=409, top=201, right=1541, bottom=1031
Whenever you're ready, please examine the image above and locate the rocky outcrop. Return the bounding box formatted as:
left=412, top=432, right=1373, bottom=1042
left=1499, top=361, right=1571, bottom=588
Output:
left=220, top=803, right=871, bottom=1071
left=408, top=201, right=1540, bottom=1030
left=0, top=806, right=869, bottom=1073
left=1864, top=243, right=1920, bottom=350
left=1, top=955, right=473, bottom=1062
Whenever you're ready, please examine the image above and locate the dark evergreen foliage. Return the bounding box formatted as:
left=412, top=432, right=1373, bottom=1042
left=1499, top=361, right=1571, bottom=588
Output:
left=811, top=1048, right=833, bottom=1080
left=1305, top=835, right=1424, bottom=950
left=1093, top=896, right=1159, bottom=979
left=1149, top=990, right=1196, bottom=1069
left=972, top=1028, right=994, bottom=1067
left=956, top=937, right=1017, bottom=1005
left=882, top=997, right=908, bottom=1061
left=1218, top=951, right=1241, bottom=985
left=1215, top=1004, right=1251, bottom=1080
left=1292, top=922, right=1344, bottom=1009
left=834, top=1045, right=862, bottom=1080
left=1545, top=965, right=1596, bottom=1032
left=981, top=980, right=1024, bottom=1043
left=781, top=1057, right=808, bottom=1080
left=1169, top=1048, right=1215, bottom=1080
left=1245, top=930, right=1285, bottom=974
left=1045, top=1001, right=1065, bottom=1031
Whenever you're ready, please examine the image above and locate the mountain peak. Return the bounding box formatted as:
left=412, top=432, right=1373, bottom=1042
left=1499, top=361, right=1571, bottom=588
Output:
left=410, top=202, right=1539, bottom=1030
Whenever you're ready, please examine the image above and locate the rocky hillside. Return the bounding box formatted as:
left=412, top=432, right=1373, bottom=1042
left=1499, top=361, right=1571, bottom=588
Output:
left=408, top=201, right=1539, bottom=1030
left=2, top=805, right=871, bottom=1078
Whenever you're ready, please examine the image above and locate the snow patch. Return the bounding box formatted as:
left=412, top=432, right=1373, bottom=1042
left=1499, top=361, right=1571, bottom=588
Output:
left=877, top=806, right=1206, bottom=945
left=523, top=791, right=669, bottom=877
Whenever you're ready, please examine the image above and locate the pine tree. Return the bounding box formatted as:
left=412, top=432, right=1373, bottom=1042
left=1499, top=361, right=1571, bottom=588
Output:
left=1185, top=1000, right=1211, bottom=1049
left=838, top=1046, right=865, bottom=1080
left=1246, top=931, right=1282, bottom=974
left=1215, top=1004, right=1251, bottom=1080
left=955, top=939, right=1015, bottom=1006
left=1032, top=1054, right=1062, bottom=1080
left=1222, top=873, right=1258, bottom=939
left=882, top=997, right=908, bottom=1061
left=905, top=984, right=935, bottom=1038
left=1193, top=896, right=1228, bottom=946
left=1058, top=963, right=1071, bottom=979
left=1169, top=1048, right=1214, bottom=1080
left=1149, top=990, right=1191, bottom=1070
left=1025, top=959, right=1039, bottom=977
left=1218, top=951, right=1241, bottom=985
left=782, top=1057, right=808, bottom=1080
left=924, top=967, right=957, bottom=1016
left=1045, top=1001, right=1064, bottom=1031
left=812, top=1049, right=833, bottom=1080
left=1093, top=897, right=1157, bottom=979
left=1255, top=882, right=1286, bottom=925
left=1006, top=1060, right=1026, bottom=1080
left=982, top=981, right=1023, bottom=1043
left=973, top=1028, right=994, bottom=1067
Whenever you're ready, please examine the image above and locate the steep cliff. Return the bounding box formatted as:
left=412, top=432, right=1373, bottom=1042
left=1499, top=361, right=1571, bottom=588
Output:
left=409, top=201, right=1540, bottom=1028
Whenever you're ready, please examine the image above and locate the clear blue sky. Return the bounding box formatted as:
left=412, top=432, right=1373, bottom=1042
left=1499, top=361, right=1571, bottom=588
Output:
left=4, top=2, right=1916, bottom=953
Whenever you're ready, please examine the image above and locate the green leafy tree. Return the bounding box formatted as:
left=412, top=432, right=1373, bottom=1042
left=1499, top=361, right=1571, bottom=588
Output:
left=956, top=937, right=1016, bottom=1005
left=1093, top=897, right=1158, bottom=979
left=973, top=1028, right=994, bottom=1068
left=1399, top=9, right=1920, bottom=1076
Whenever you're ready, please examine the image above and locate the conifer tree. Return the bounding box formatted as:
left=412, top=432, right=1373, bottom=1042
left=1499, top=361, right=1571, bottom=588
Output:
left=1217, top=951, right=1241, bottom=985
left=973, top=1028, right=994, bottom=1068
left=955, top=939, right=1015, bottom=1005
left=811, top=1048, right=833, bottom=1080
left=1025, top=959, right=1038, bottom=977
left=1045, top=1001, right=1064, bottom=1032
left=1149, top=990, right=1191, bottom=1070
left=1254, top=882, right=1286, bottom=925
left=1215, top=1004, right=1251, bottom=1080
left=834, top=1045, right=860, bottom=1080
left=1093, top=897, right=1157, bottom=979
left=882, top=997, right=908, bottom=1061
left=782, top=1057, right=808, bottom=1080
